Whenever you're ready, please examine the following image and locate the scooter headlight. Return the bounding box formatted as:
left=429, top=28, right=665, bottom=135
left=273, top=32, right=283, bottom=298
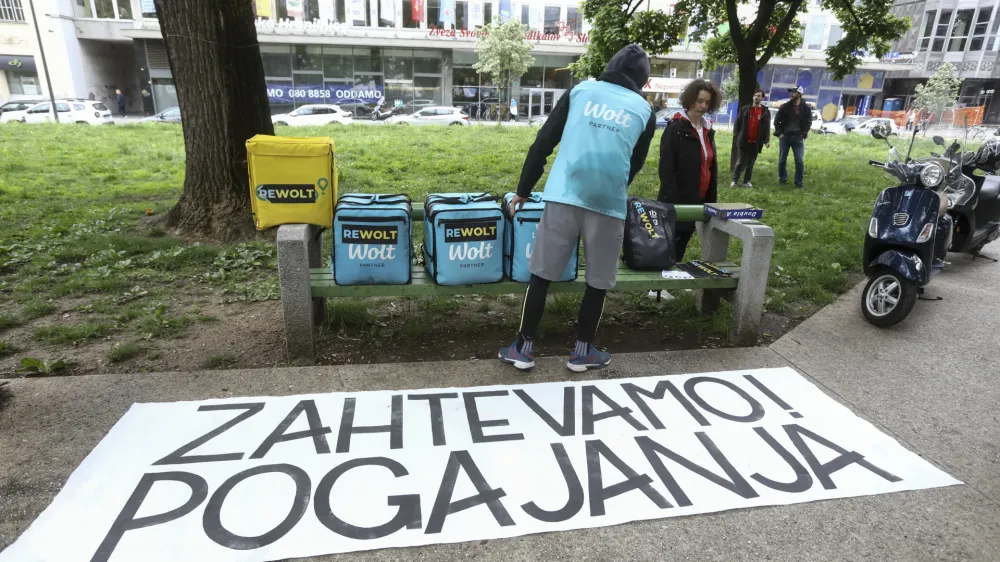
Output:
left=916, top=222, right=935, bottom=243
left=868, top=217, right=878, bottom=237
left=919, top=163, right=944, bottom=187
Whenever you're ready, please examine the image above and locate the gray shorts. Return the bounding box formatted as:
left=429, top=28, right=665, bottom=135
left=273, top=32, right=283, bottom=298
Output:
left=529, top=201, right=624, bottom=289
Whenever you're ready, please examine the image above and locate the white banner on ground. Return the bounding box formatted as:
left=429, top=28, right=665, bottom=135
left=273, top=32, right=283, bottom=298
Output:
left=0, top=368, right=960, bottom=562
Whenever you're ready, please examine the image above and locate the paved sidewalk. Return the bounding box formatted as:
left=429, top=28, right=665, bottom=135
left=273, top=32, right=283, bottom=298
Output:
left=1, top=242, right=998, bottom=561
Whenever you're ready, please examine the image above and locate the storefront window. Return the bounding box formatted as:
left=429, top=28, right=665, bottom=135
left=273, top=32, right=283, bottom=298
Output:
left=384, top=49, right=413, bottom=80
left=354, top=74, right=385, bottom=90
left=261, top=45, right=292, bottom=78
left=522, top=66, right=543, bottom=87
left=671, top=61, right=697, bottom=79
left=544, top=65, right=571, bottom=89
left=413, top=50, right=442, bottom=74
left=650, top=60, right=669, bottom=77
left=4, top=70, right=40, bottom=95
left=294, top=45, right=323, bottom=71
left=415, top=76, right=442, bottom=103
left=403, top=0, right=421, bottom=27
left=323, top=46, right=353, bottom=79
left=354, top=47, right=383, bottom=73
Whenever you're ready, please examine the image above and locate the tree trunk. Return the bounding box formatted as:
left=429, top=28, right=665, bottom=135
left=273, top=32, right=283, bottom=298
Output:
left=154, top=0, right=275, bottom=242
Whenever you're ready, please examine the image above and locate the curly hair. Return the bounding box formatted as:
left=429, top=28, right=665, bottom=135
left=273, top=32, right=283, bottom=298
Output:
left=679, top=79, right=722, bottom=114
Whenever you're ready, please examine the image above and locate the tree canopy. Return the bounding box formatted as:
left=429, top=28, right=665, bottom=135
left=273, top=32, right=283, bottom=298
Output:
left=913, top=63, right=962, bottom=117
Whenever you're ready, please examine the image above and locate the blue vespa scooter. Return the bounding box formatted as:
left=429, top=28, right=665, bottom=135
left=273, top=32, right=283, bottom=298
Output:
left=860, top=121, right=973, bottom=327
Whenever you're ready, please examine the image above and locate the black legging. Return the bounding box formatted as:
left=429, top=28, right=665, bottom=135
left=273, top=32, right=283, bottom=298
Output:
left=675, top=223, right=696, bottom=262
left=518, top=274, right=607, bottom=344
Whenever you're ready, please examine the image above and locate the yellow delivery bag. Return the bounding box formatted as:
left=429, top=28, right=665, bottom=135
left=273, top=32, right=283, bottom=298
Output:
left=247, top=135, right=338, bottom=230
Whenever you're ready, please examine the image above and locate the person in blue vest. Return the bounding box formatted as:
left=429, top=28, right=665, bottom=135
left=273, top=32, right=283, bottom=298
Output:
left=499, top=44, right=657, bottom=372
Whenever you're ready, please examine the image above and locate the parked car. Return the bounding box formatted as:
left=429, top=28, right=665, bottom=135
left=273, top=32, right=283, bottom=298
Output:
left=138, top=107, right=181, bottom=123
left=655, top=108, right=674, bottom=129
left=0, top=98, right=48, bottom=123
left=820, top=115, right=871, bottom=135
left=395, top=99, right=437, bottom=115
left=272, top=104, right=353, bottom=126
left=336, top=99, right=377, bottom=117
left=854, top=117, right=900, bottom=136
left=21, top=100, right=113, bottom=125
left=767, top=106, right=825, bottom=133
left=385, top=106, right=470, bottom=126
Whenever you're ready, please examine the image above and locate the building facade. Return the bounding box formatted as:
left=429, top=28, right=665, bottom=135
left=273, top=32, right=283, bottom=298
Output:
left=886, top=0, right=1000, bottom=122
left=1, top=0, right=907, bottom=122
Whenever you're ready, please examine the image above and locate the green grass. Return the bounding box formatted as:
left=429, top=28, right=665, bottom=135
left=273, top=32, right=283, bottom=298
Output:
left=202, top=354, right=238, bottom=369
left=0, top=122, right=959, bottom=355
left=33, top=322, right=114, bottom=344
left=107, top=342, right=146, bottom=363
left=0, top=340, right=18, bottom=356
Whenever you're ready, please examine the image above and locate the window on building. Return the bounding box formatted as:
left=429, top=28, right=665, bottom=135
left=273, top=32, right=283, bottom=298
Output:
left=949, top=9, right=974, bottom=52
left=0, top=0, right=25, bottom=22
left=278, top=0, right=323, bottom=19
left=261, top=45, right=293, bottom=77
left=323, top=46, right=353, bottom=79
left=403, top=0, right=421, bottom=28
left=521, top=5, right=529, bottom=25
left=920, top=10, right=936, bottom=51
left=933, top=10, right=952, bottom=52
left=383, top=49, right=413, bottom=80
left=378, top=0, right=394, bottom=27
left=484, top=3, right=491, bottom=25
left=294, top=45, right=324, bottom=71
left=543, top=6, right=560, bottom=34
left=804, top=16, right=826, bottom=50
left=970, top=9, right=992, bottom=51
left=427, top=0, right=440, bottom=27
left=990, top=14, right=1000, bottom=51
left=566, top=7, right=581, bottom=34
left=413, top=50, right=442, bottom=73
left=828, top=25, right=843, bottom=47
left=4, top=70, right=39, bottom=95
left=456, top=1, right=468, bottom=29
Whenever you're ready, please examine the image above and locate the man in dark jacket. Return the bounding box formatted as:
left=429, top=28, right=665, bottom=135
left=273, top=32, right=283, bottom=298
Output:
left=116, top=89, right=126, bottom=118
left=499, top=44, right=656, bottom=373
left=731, top=88, right=770, bottom=188
left=773, top=86, right=812, bottom=188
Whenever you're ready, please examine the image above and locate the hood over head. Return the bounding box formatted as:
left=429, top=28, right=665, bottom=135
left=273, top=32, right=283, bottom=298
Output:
left=604, top=44, right=651, bottom=92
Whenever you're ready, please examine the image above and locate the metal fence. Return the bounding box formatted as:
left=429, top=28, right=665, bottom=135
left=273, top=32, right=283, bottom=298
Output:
left=0, top=0, right=25, bottom=22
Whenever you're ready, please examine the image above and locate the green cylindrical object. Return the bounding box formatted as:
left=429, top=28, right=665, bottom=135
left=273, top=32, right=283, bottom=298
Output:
left=408, top=204, right=707, bottom=222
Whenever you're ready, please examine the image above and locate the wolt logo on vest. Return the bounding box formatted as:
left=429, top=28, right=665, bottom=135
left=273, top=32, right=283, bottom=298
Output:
left=583, top=100, right=633, bottom=132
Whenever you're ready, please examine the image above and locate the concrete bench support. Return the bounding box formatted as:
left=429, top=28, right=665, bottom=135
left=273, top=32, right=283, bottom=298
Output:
left=277, top=224, right=325, bottom=363
left=696, top=217, right=774, bottom=346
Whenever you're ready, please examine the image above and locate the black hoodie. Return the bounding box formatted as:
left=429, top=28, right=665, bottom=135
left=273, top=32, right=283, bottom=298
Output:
left=515, top=44, right=657, bottom=198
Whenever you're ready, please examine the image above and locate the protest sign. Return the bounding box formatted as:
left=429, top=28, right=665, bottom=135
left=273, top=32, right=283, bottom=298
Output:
left=0, top=368, right=960, bottom=562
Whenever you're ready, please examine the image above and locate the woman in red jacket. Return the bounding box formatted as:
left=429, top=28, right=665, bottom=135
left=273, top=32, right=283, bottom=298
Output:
left=657, top=79, right=722, bottom=261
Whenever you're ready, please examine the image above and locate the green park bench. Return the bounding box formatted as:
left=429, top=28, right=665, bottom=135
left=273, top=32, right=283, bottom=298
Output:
left=276, top=204, right=774, bottom=364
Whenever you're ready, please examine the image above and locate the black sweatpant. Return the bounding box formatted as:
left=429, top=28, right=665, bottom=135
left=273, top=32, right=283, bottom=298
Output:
left=517, top=274, right=606, bottom=345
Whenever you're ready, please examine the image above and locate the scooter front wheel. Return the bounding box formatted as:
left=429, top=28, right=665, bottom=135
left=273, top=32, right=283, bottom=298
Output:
left=861, top=270, right=917, bottom=327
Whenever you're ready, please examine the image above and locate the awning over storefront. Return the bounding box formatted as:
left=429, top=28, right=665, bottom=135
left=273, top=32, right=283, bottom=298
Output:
left=0, top=54, right=36, bottom=73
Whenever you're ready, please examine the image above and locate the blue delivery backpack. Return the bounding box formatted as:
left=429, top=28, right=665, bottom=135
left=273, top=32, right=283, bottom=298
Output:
left=332, top=194, right=412, bottom=285
left=502, top=193, right=579, bottom=282
left=423, top=193, right=504, bottom=285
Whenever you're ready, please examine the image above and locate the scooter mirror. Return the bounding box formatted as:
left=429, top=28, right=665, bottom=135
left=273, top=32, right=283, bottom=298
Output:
left=933, top=135, right=946, bottom=146
left=870, top=121, right=891, bottom=140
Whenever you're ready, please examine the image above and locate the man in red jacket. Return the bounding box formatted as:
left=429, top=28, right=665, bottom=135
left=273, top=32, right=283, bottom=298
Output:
left=730, top=88, right=770, bottom=188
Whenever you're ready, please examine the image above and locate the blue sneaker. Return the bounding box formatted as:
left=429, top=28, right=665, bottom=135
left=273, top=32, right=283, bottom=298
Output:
left=498, top=341, right=535, bottom=370
left=567, top=345, right=611, bottom=372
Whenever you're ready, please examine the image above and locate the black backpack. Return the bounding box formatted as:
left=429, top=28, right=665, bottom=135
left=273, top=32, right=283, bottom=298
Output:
left=623, top=197, right=678, bottom=270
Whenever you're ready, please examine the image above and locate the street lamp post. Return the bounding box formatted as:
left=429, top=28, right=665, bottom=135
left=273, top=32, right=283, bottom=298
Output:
left=27, top=0, right=59, bottom=123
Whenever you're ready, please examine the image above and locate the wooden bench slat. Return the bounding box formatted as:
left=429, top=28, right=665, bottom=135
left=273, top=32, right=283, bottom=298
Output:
left=308, top=262, right=739, bottom=298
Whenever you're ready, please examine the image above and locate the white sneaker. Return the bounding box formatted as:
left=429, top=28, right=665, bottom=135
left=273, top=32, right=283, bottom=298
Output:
left=729, top=181, right=737, bottom=188
left=743, top=182, right=753, bottom=188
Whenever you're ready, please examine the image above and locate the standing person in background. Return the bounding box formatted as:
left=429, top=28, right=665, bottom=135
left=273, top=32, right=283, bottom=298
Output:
left=658, top=78, right=722, bottom=262
left=116, top=89, right=126, bottom=119
left=498, top=44, right=656, bottom=373
left=773, top=86, right=812, bottom=188
left=730, top=88, right=771, bottom=188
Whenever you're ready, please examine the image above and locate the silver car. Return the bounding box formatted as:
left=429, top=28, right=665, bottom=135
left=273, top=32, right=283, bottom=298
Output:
left=385, top=106, right=470, bottom=126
